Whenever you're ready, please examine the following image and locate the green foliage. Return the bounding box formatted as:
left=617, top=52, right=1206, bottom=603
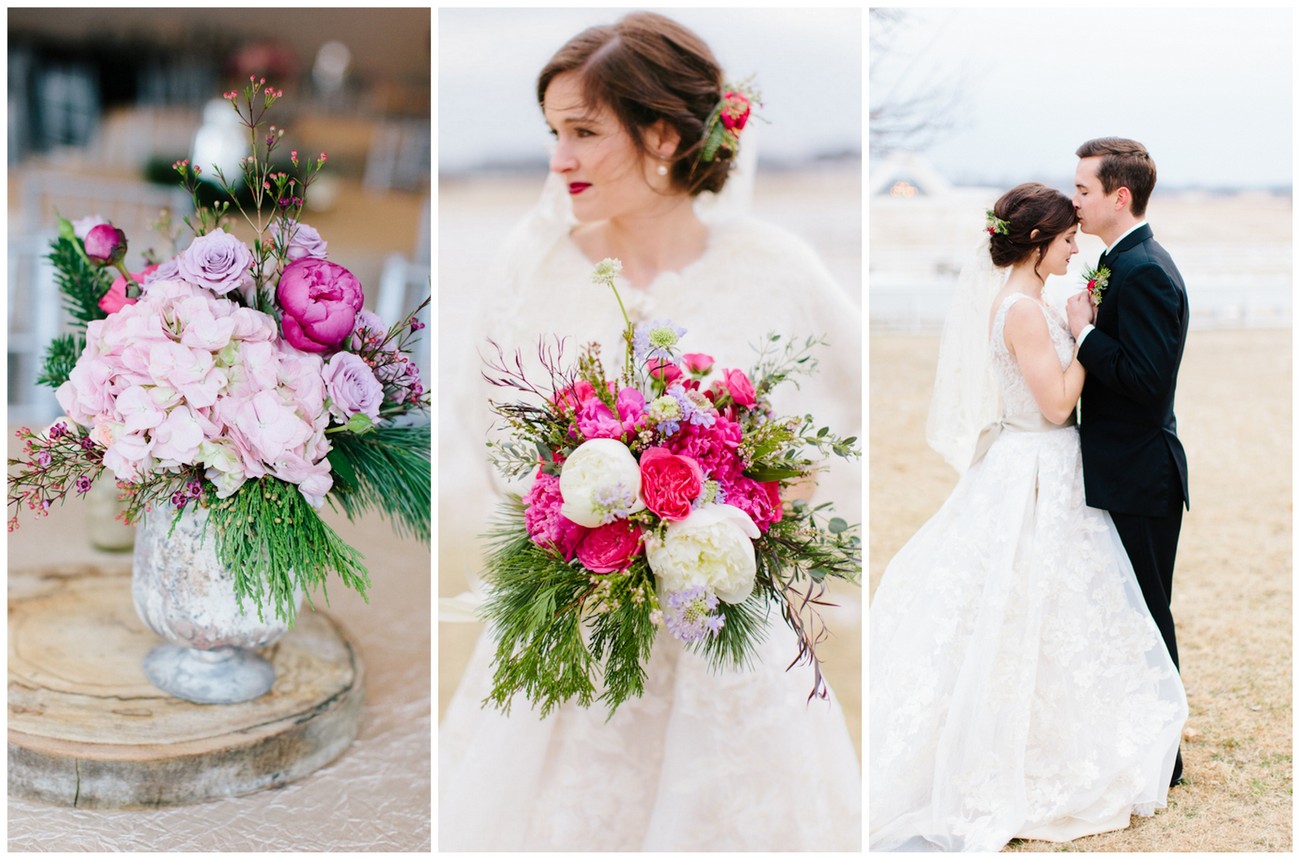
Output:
left=326, top=422, right=431, bottom=543
left=46, top=232, right=112, bottom=331
left=206, top=476, right=370, bottom=625
left=480, top=500, right=602, bottom=716
left=37, top=333, right=85, bottom=389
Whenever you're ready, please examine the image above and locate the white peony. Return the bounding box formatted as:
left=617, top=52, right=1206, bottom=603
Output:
left=645, top=503, right=761, bottom=604
left=558, top=438, right=646, bottom=528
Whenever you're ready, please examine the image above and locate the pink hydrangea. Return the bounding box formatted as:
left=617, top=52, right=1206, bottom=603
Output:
left=522, top=470, right=588, bottom=560
left=55, top=278, right=333, bottom=506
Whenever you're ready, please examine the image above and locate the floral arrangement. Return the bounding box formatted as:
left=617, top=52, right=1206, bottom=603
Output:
left=479, top=258, right=859, bottom=717
left=8, top=77, right=430, bottom=623
left=700, top=78, right=761, bottom=163
left=985, top=209, right=1010, bottom=237
left=1083, top=264, right=1111, bottom=306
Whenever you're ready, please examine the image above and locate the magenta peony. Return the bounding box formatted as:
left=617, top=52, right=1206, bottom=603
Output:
left=523, top=471, right=587, bottom=560
left=84, top=223, right=127, bottom=267
left=576, top=519, right=644, bottom=573
left=276, top=258, right=364, bottom=354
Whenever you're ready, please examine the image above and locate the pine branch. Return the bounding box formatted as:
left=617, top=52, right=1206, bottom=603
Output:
left=206, top=476, right=370, bottom=624
left=37, top=333, right=85, bottom=389
left=46, top=234, right=112, bottom=332
left=326, top=422, right=431, bottom=543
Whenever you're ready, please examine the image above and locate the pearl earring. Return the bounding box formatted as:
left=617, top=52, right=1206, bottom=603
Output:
left=656, top=163, right=669, bottom=177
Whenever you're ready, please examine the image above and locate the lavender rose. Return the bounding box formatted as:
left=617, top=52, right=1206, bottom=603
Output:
left=177, top=230, right=254, bottom=296
left=322, top=351, right=383, bottom=423
left=273, top=220, right=329, bottom=262
left=276, top=258, right=365, bottom=354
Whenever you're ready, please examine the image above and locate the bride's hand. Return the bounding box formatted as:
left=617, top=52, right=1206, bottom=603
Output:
left=1066, top=291, right=1094, bottom=339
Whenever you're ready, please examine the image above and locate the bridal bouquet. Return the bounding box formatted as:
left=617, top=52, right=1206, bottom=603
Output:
left=7, top=77, right=430, bottom=624
left=480, top=259, right=859, bottom=716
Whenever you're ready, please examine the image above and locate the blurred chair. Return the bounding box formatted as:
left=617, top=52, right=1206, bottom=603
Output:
left=363, top=119, right=431, bottom=193
left=9, top=173, right=191, bottom=424
left=375, top=196, right=431, bottom=383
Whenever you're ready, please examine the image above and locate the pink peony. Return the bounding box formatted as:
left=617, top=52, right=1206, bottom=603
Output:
left=523, top=471, right=588, bottom=560
left=722, top=368, right=757, bottom=408
left=576, top=519, right=644, bottom=573
left=666, top=416, right=745, bottom=484
left=723, top=476, right=784, bottom=532
left=276, top=258, right=364, bottom=354
left=639, top=447, right=704, bottom=521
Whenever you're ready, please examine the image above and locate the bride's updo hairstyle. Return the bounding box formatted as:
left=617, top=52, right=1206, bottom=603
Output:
left=537, top=12, right=733, bottom=196
left=988, top=182, right=1078, bottom=276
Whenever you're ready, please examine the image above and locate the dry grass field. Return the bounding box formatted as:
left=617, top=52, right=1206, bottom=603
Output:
left=869, top=327, right=1292, bottom=852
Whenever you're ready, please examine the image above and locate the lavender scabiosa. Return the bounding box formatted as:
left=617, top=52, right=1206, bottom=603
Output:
left=634, top=320, right=687, bottom=363
left=662, top=584, right=725, bottom=642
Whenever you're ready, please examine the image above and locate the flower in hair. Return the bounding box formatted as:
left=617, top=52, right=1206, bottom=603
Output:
left=701, top=78, right=762, bottom=164
left=1083, top=264, right=1111, bottom=306
left=985, top=210, right=1010, bottom=237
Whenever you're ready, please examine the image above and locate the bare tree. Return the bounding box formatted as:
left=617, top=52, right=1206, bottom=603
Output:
left=869, top=9, right=967, bottom=158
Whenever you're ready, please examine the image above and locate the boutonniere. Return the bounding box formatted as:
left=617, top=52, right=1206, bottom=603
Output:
left=1083, top=265, right=1111, bottom=306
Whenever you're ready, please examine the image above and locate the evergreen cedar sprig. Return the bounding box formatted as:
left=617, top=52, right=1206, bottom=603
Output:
left=205, top=475, right=370, bottom=624
left=37, top=228, right=116, bottom=389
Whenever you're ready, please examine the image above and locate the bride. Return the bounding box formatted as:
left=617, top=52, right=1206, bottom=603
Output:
left=869, top=183, right=1186, bottom=851
left=439, top=12, right=861, bottom=851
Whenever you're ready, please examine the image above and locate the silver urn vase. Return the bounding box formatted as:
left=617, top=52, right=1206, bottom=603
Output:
left=132, top=506, right=302, bottom=704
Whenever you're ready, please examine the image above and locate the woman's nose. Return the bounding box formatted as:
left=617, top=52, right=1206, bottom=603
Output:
left=548, top=141, right=575, bottom=174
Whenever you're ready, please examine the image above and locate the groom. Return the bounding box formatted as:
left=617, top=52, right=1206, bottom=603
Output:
left=1066, top=137, right=1189, bottom=786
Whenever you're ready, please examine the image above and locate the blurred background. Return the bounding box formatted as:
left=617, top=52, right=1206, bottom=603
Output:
left=869, top=7, right=1291, bottom=330
left=8, top=7, right=431, bottom=425
left=438, top=7, right=864, bottom=757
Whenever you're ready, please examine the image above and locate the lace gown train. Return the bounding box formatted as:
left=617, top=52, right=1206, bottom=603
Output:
left=868, top=294, right=1186, bottom=852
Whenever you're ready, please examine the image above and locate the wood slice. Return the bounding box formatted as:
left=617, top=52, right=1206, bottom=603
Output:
left=8, top=565, right=364, bottom=808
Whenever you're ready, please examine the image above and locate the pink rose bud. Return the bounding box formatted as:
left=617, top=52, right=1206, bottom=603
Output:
left=83, top=223, right=128, bottom=267
left=648, top=358, right=682, bottom=384
left=722, top=368, right=757, bottom=408
left=276, top=258, right=365, bottom=354
left=682, top=353, right=714, bottom=374
left=721, top=92, right=751, bottom=132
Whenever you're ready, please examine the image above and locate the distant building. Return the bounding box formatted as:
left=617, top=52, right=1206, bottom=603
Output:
left=869, top=152, right=952, bottom=198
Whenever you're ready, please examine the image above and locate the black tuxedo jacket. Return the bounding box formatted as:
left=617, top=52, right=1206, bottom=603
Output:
left=1076, top=224, right=1189, bottom=515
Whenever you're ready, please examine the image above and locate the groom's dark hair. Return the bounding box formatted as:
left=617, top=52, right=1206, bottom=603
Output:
left=1076, top=137, right=1157, bottom=217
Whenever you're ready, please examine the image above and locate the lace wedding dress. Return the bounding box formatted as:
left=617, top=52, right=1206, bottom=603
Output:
left=440, top=178, right=862, bottom=851
left=869, top=293, right=1186, bottom=852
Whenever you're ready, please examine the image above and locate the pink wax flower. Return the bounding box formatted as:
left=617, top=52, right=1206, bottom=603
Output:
left=639, top=447, right=704, bottom=521
left=723, top=368, right=757, bottom=408
left=276, top=258, right=364, bottom=354
left=576, top=519, right=644, bottom=573
left=523, top=470, right=587, bottom=560
left=84, top=223, right=128, bottom=267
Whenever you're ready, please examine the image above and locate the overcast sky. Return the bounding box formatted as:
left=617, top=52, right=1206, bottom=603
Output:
left=871, top=7, right=1293, bottom=190
left=438, top=7, right=862, bottom=172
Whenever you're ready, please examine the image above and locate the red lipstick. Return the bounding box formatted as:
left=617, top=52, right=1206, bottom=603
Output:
left=568, top=182, right=591, bottom=195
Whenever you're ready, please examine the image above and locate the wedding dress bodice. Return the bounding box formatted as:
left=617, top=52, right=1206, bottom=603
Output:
left=990, top=292, right=1073, bottom=419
